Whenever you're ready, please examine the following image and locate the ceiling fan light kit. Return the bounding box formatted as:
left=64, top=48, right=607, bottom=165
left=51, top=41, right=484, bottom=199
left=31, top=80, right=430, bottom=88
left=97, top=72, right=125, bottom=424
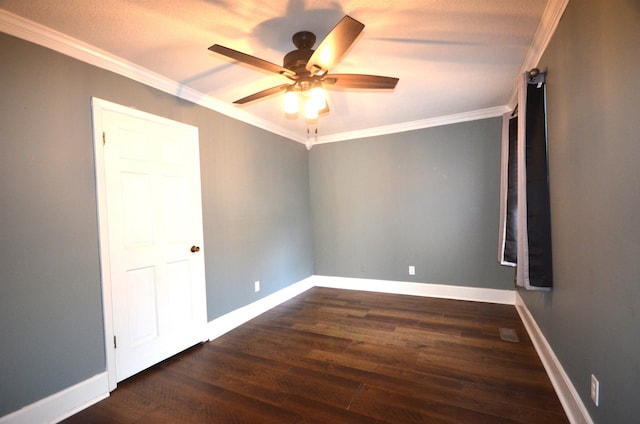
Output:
left=284, top=87, right=299, bottom=116
left=208, top=15, right=399, bottom=134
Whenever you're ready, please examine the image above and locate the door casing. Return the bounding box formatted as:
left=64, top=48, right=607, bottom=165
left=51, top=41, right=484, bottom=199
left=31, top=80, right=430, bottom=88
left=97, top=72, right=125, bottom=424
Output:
left=91, top=97, right=207, bottom=391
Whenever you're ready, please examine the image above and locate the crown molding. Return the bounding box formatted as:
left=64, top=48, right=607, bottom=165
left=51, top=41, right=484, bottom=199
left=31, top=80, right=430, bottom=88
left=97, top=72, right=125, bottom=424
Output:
left=0, top=10, right=305, bottom=143
left=2, top=7, right=556, bottom=145
left=315, top=105, right=511, bottom=144
left=507, top=0, right=570, bottom=108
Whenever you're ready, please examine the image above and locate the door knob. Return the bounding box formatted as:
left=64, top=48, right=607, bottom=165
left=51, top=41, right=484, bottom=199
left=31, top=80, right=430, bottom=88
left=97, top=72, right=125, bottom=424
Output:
left=190, top=245, right=200, bottom=253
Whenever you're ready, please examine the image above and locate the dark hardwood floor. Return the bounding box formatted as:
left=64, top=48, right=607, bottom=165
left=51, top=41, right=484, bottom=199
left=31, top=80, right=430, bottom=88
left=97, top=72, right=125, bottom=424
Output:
left=62, top=287, right=568, bottom=423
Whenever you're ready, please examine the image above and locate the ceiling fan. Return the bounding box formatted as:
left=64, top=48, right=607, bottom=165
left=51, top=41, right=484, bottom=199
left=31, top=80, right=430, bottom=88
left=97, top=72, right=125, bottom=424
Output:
left=208, top=15, right=399, bottom=122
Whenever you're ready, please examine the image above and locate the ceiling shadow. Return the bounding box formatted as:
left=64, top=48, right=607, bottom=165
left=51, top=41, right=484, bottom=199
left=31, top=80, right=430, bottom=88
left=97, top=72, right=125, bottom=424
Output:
left=251, top=0, right=345, bottom=53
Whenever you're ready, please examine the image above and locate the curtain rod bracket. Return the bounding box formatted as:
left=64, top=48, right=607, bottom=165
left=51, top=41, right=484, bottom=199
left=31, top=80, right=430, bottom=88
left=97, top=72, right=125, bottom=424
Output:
left=527, top=68, right=546, bottom=85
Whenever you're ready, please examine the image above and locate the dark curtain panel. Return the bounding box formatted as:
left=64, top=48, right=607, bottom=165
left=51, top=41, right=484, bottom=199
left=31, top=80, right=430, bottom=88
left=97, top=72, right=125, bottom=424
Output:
left=504, top=116, right=518, bottom=264
left=525, top=82, right=553, bottom=287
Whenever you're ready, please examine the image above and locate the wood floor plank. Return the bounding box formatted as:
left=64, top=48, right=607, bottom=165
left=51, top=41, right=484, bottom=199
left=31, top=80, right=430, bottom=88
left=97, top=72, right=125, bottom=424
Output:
left=61, top=287, right=568, bottom=423
left=348, top=384, right=464, bottom=424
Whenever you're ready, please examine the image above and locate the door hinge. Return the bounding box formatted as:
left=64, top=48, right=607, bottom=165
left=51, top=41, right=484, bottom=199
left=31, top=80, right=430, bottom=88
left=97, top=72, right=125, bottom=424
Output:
left=113, top=335, right=117, bottom=349
left=102, top=131, right=106, bottom=146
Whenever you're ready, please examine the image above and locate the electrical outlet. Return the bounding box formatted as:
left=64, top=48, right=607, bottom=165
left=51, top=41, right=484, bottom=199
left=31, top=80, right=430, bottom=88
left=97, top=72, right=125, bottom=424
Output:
left=408, top=266, right=415, bottom=275
left=590, top=374, right=600, bottom=406
left=254, top=281, right=260, bottom=293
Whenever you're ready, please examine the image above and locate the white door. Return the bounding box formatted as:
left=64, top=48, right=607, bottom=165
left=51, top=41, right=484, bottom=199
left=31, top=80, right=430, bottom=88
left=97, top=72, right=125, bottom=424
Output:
left=92, top=98, right=207, bottom=388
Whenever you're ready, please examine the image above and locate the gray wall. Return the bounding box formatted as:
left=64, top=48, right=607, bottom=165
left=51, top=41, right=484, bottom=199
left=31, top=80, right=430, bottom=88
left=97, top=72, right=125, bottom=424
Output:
left=309, top=119, right=515, bottom=289
left=0, top=33, right=313, bottom=416
left=202, top=120, right=313, bottom=317
left=520, top=1, right=640, bottom=422
left=7, top=1, right=638, bottom=421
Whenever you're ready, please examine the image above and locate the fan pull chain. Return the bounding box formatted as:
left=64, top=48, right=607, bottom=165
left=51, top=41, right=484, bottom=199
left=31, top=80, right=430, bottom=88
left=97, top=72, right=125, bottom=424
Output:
left=306, top=126, right=318, bottom=150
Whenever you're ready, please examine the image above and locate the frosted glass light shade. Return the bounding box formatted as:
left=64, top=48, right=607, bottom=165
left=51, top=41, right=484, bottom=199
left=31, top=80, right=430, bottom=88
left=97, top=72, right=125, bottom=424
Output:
left=310, top=86, right=327, bottom=111
left=304, top=100, right=319, bottom=120
left=284, top=90, right=299, bottom=114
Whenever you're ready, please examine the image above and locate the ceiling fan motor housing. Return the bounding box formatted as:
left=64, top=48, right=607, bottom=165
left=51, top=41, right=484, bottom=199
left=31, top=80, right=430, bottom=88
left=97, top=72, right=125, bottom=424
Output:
left=284, top=31, right=316, bottom=74
left=283, top=49, right=314, bottom=75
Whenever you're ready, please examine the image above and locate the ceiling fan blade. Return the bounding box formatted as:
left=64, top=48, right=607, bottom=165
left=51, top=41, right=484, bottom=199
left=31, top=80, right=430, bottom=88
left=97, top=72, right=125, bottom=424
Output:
left=324, top=74, right=399, bottom=89
left=306, top=15, right=365, bottom=76
left=233, top=83, right=292, bottom=105
left=209, top=44, right=295, bottom=78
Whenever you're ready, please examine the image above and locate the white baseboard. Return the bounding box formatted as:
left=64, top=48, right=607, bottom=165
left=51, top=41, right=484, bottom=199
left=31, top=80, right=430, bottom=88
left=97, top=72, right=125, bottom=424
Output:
left=0, top=372, right=109, bottom=424
left=207, top=276, right=315, bottom=341
left=206, top=275, right=515, bottom=343
left=515, top=292, right=594, bottom=424
left=0, top=277, right=316, bottom=423
left=311, top=275, right=516, bottom=305
left=3, top=278, right=568, bottom=424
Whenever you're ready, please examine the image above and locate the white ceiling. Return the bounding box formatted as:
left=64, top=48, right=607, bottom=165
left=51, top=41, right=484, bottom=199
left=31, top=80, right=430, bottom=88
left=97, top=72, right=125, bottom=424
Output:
left=0, top=0, right=559, bottom=144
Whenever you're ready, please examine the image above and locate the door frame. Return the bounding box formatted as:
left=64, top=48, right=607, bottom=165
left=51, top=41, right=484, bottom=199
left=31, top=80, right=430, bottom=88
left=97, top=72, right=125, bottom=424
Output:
left=91, top=97, right=207, bottom=391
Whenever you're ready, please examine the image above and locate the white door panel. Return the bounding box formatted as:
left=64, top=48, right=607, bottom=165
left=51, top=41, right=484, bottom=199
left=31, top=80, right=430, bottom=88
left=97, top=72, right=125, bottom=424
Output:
left=93, top=98, right=207, bottom=386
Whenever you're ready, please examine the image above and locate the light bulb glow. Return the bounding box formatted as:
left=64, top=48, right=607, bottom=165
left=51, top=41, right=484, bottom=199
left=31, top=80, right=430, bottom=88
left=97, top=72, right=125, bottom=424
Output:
left=319, top=47, right=332, bottom=68
left=310, top=86, right=326, bottom=111
left=284, top=89, right=299, bottom=115
left=304, top=99, right=319, bottom=121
